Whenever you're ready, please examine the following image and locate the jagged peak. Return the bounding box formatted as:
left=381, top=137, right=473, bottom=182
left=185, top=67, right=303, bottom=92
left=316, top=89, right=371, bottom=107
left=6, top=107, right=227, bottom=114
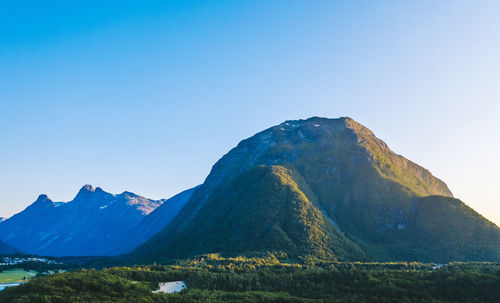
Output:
left=26, top=194, right=55, bottom=210
left=119, top=191, right=138, bottom=197
left=95, top=187, right=104, bottom=193
left=74, top=184, right=105, bottom=201
left=34, top=194, right=53, bottom=204
left=80, top=184, right=95, bottom=193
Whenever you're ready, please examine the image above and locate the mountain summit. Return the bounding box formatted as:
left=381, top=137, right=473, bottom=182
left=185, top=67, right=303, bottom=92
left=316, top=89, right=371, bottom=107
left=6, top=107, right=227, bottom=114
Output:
left=132, top=117, right=499, bottom=263
left=29, top=194, right=55, bottom=208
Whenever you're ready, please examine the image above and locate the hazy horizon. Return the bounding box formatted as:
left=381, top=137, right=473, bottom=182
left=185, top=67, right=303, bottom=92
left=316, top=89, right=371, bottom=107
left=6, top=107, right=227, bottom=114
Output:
left=1, top=1, right=499, bottom=226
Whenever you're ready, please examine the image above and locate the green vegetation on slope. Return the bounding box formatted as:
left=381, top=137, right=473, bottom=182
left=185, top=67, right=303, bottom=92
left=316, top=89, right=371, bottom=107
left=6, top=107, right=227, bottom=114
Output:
left=132, top=162, right=499, bottom=263
left=134, top=165, right=366, bottom=263
left=404, top=196, right=500, bottom=262
left=1, top=256, right=499, bottom=302
left=343, top=117, right=452, bottom=197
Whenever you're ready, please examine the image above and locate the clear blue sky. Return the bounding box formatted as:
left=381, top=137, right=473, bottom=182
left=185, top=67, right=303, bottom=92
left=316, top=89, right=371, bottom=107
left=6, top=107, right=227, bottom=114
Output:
left=1, top=0, right=499, bottom=225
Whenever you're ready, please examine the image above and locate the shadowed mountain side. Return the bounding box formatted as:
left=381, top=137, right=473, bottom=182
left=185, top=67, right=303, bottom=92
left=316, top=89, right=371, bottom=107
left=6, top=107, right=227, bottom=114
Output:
left=112, top=186, right=200, bottom=253
left=0, top=240, right=21, bottom=255
left=401, top=196, right=499, bottom=262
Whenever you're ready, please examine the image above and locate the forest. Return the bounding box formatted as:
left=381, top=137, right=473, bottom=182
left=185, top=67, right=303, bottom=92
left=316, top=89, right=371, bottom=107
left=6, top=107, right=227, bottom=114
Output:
left=0, top=254, right=498, bottom=302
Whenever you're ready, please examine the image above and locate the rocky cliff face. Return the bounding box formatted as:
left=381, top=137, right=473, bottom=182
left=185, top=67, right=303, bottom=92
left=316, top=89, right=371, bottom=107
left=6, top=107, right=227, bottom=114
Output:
left=132, top=117, right=499, bottom=262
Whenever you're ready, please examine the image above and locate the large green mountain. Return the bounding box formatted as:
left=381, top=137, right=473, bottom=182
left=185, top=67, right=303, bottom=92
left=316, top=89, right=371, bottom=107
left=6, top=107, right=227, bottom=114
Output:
left=131, top=117, right=500, bottom=263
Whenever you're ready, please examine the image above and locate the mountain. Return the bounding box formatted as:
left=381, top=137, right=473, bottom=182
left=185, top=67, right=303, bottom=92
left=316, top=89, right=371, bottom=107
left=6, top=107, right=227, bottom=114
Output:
left=112, top=186, right=199, bottom=252
left=0, top=185, right=198, bottom=257
left=0, top=240, right=20, bottom=255
left=131, top=117, right=500, bottom=263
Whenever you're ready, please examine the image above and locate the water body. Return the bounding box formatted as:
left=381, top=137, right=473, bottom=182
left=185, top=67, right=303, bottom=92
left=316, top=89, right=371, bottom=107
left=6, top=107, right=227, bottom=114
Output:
left=0, top=283, right=21, bottom=291
left=153, top=281, right=186, bottom=294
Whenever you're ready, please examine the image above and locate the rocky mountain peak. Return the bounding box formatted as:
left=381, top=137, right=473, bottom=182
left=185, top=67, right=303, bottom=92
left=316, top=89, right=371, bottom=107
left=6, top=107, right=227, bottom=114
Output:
left=74, top=184, right=100, bottom=201
left=35, top=193, right=50, bottom=201
left=27, top=194, right=55, bottom=210
left=80, top=184, right=95, bottom=193
left=203, top=117, right=451, bottom=205
left=274, top=116, right=373, bottom=142
left=120, top=191, right=137, bottom=197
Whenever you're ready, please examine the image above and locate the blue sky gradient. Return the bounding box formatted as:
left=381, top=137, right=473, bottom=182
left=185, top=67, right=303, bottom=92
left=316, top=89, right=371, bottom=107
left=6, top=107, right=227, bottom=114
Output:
left=1, top=1, right=499, bottom=225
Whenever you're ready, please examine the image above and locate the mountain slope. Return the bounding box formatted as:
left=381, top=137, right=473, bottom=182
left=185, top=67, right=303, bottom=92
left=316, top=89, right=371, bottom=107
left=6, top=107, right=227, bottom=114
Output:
left=400, top=195, right=500, bottom=262
left=112, top=186, right=199, bottom=252
left=133, top=166, right=366, bottom=262
left=0, top=240, right=20, bottom=255
left=0, top=185, right=197, bottom=257
left=131, top=117, right=500, bottom=262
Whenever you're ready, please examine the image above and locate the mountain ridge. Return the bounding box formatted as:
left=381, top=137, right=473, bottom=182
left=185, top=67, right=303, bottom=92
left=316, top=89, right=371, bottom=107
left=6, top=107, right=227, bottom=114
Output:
left=0, top=185, right=198, bottom=257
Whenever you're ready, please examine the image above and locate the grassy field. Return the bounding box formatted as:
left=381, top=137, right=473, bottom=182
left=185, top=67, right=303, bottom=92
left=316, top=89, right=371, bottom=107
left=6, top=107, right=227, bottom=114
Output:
left=0, top=269, right=38, bottom=283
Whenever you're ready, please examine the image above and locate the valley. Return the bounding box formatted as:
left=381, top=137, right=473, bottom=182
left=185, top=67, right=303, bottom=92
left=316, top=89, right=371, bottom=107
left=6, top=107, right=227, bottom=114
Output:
left=3, top=0, right=499, bottom=301
left=0, top=255, right=498, bottom=302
